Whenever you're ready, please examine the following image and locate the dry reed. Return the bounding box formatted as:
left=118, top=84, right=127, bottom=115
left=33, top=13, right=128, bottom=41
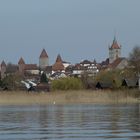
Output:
left=0, top=89, right=139, bottom=105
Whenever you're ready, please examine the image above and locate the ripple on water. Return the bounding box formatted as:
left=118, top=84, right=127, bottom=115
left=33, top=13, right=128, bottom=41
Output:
left=0, top=104, right=139, bottom=140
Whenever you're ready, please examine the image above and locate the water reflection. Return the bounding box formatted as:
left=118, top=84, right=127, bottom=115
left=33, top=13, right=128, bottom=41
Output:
left=0, top=104, right=139, bottom=140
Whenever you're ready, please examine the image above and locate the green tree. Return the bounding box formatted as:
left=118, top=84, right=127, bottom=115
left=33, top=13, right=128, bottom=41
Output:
left=40, top=72, right=48, bottom=83
left=2, top=74, right=22, bottom=90
left=51, top=77, right=84, bottom=90
left=80, top=72, right=95, bottom=89
left=95, top=70, right=122, bottom=89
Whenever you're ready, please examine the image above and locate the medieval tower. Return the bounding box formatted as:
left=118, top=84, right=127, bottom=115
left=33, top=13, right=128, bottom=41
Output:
left=52, top=54, right=64, bottom=72
left=18, top=57, right=25, bottom=74
left=1, top=61, right=7, bottom=79
left=109, top=37, right=121, bottom=64
left=39, top=49, right=49, bottom=69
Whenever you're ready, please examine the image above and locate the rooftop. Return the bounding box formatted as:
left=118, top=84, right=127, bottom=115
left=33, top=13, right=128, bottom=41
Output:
left=110, top=37, right=121, bottom=49
left=39, top=49, right=48, bottom=58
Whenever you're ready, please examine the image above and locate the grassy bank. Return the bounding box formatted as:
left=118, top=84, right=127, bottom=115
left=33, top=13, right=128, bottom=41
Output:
left=0, top=89, right=139, bottom=105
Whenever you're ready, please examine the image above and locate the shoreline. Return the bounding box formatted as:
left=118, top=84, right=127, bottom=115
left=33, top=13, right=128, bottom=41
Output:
left=0, top=90, right=139, bottom=105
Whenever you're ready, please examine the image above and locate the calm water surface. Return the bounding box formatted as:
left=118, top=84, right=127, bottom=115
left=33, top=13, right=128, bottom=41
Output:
left=0, top=104, right=139, bottom=140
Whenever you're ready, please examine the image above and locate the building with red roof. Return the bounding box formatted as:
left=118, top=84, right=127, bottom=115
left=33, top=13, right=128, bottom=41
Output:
left=52, top=54, right=65, bottom=72
left=109, top=37, right=121, bottom=63
left=18, top=57, right=39, bottom=75
left=39, top=49, right=49, bottom=69
left=108, top=57, right=128, bottom=70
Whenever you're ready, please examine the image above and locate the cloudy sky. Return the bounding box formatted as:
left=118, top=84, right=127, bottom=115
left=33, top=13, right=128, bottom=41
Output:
left=0, top=0, right=140, bottom=65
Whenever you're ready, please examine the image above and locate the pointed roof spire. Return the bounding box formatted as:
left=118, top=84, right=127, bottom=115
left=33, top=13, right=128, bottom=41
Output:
left=56, top=54, right=62, bottom=63
left=1, top=60, right=6, bottom=67
left=40, top=49, right=48, bottom=58
left=52, top=54, right=64, bottom=71
left=18, top=57, right=25, bottom=65
left=113, top=35, right=117, bottom=43
left=110, top=36, right=121, bottom=49
left=93, top=59, right=97, bottom=64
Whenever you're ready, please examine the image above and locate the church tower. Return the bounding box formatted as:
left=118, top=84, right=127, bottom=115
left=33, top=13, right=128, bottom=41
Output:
left=39, top=49, right=49, bottom=70
left=109, top=37, right=121, bottom=64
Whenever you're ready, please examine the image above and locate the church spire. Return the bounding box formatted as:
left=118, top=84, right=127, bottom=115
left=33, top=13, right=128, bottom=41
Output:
left=113, top=35, right=117, bottom=44
left=111, top=36, right=120, bottom=49
left=109, top=36, right=121, bottom=64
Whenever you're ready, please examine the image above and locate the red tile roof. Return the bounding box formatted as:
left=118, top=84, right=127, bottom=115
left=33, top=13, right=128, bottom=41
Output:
left=110, top=38, right=120, bottom=49
left=18, top=57, right=25, bottom=65
left=109, top=58, right=125, bottom=69
left=1, top=60, right=6, bottom=67
left=52, top=54, right=64, bottom=71
left=55, top=54, right=62, bottom=62
left=40, top=49, right=48, bottom=58
left=52, top=62, right=64, bottom=71
left=24, top=64, right=38, bottom=70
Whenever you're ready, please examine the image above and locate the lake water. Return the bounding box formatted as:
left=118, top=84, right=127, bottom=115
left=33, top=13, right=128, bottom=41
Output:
left=0, top=104, right=139, bottom=140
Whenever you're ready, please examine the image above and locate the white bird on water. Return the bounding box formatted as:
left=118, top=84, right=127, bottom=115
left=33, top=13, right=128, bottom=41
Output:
left=53, top=101, right=56, bottom=105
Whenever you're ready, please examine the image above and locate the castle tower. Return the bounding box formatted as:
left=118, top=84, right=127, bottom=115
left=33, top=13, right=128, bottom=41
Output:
left=18, top=57, right=25, bottom=74
left=109, top=37, right=121, bottom=64
left=52, top=54, right=64, bottom=72
left=39, top=49, right=49, bottom=70
left=1, top=60, right=6, bottom=79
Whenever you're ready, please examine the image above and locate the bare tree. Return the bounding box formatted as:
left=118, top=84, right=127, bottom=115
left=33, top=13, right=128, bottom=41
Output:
left=129, top=46, right=140, bottom=89
left=128, top=46, right=140, bottom=74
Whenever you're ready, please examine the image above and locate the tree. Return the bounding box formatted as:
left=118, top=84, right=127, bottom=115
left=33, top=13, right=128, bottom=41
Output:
left=6, top=63, right=18, bottom=74
left=51, top=77, right=84, bottom=90
left=2, top=74, right=22, bottom=90
left=95, top=70, right=122, bottom=89
left=40, top=72, right=48, bottom=83
left=128, top=46, right=140, bottom=75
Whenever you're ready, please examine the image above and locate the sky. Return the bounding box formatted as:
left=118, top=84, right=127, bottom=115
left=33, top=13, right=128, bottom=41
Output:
left=0, top=0, right=140, bottom=65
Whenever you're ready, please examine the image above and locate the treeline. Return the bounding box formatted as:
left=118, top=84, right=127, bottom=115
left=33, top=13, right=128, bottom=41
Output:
left=0, top=72, right=49, bottom=91
left=51, top=46, right=140, bottom=91
left=51, top=77, right=84, bottom=90
left=50, top=69, right=138, bottom=91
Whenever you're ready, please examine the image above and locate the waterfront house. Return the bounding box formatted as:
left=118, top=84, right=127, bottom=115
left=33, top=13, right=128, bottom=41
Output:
left=122, top=78, right=138, bottom=88
left=95, top=81, right=113, bottom=89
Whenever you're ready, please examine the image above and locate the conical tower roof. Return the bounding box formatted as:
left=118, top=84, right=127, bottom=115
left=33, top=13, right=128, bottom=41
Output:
left=40, top=49, right=48, bottom=58
left=52, top=54, right=64, bottom=71
left=56, top=54, right=62, bottom=62
left=1, top=60, right=6, bottom=67
left=18, top=57, right=25, bottom=65
left=110, top=37, right=121, bottom=49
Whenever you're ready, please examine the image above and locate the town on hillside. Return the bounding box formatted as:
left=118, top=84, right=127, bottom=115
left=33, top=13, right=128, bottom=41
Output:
left=0, top=37, right=139, bottom=91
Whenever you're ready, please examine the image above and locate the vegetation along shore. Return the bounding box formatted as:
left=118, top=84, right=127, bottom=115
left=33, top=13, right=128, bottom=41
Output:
left=0, top=89, right=139, bottom=105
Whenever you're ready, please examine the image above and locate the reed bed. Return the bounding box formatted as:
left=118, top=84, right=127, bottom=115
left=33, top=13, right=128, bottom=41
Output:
left=0, top=89, right=139, bottom=105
